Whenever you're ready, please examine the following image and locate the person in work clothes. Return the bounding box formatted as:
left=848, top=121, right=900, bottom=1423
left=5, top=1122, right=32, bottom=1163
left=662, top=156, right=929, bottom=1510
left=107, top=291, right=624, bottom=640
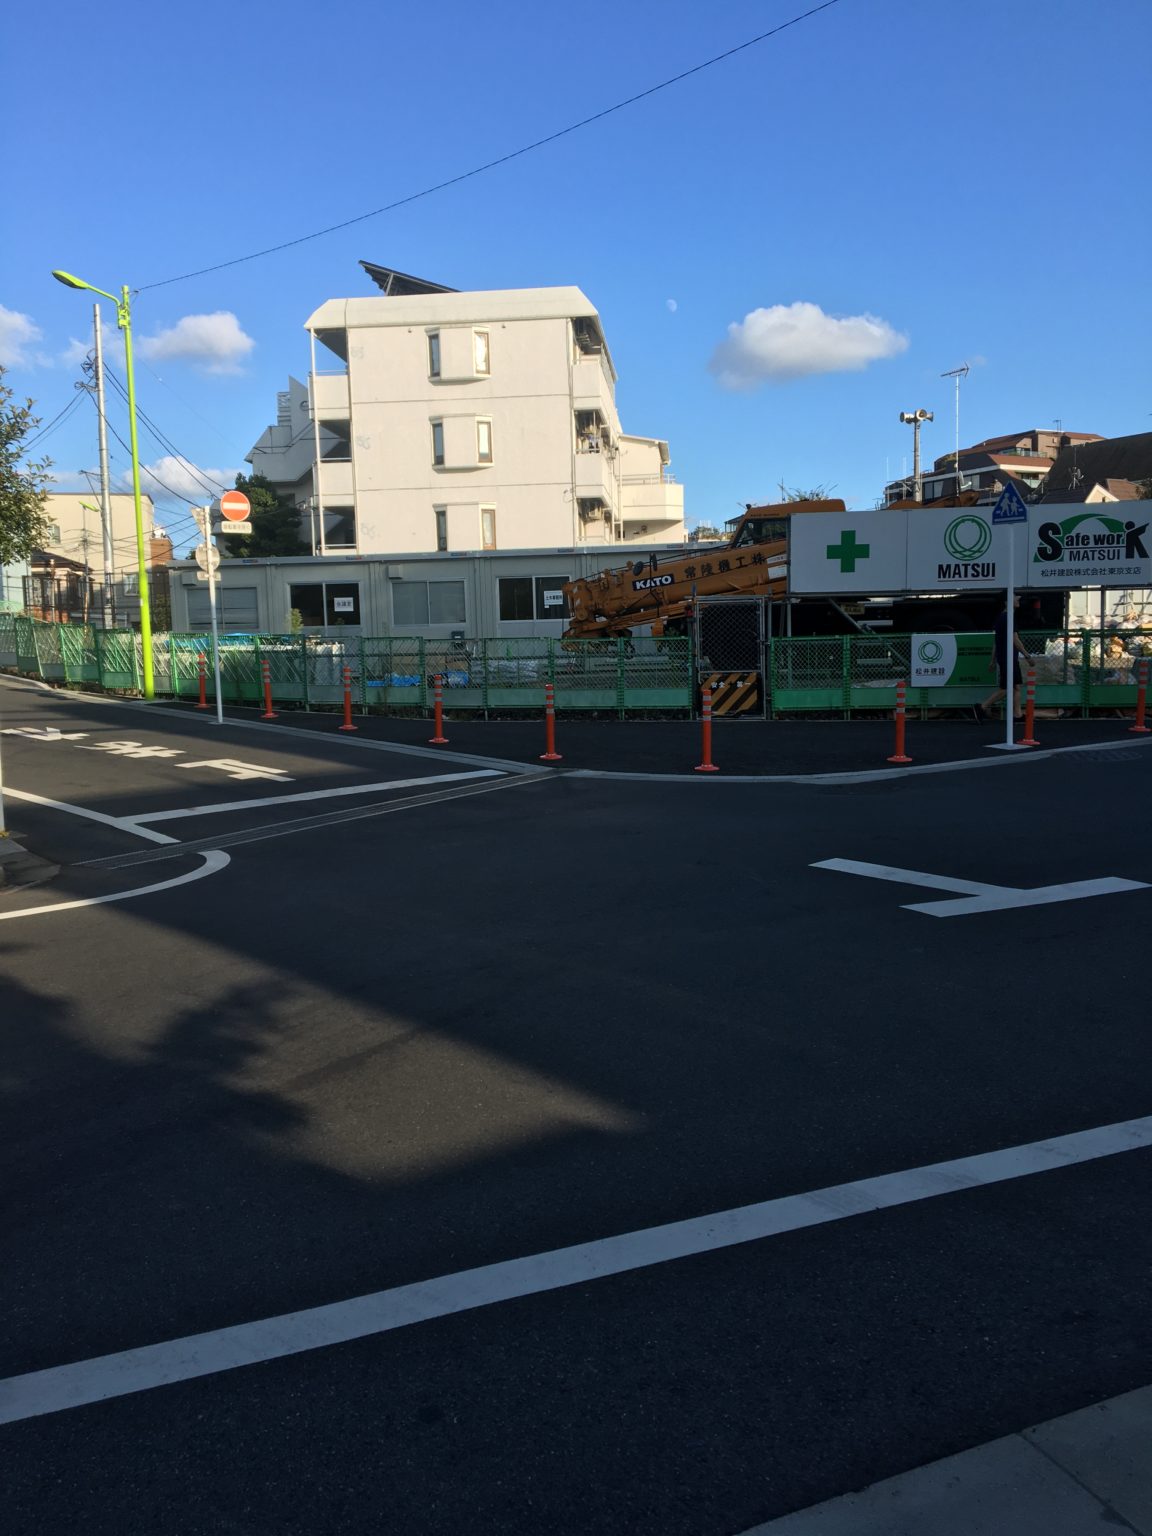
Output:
left=976, top=593, right=1029, bottom=721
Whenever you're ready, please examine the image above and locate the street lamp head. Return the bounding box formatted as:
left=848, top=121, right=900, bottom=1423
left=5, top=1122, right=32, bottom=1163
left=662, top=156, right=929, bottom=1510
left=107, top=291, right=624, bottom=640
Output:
left=52, top=270, right=90, bottom=291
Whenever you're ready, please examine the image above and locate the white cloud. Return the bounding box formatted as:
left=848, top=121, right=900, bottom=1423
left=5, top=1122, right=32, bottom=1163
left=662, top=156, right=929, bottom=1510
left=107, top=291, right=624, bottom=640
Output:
left=0, top=305, right=46, bottom=368
left=138, top=312, right=255, bottom=374
left=710, top=301, right=908, bottom=390
left=116, top=455, right=239, bottom=503
left=666, top=298, right=678, bottom=313
left=60, top=313, right=118, bottom=369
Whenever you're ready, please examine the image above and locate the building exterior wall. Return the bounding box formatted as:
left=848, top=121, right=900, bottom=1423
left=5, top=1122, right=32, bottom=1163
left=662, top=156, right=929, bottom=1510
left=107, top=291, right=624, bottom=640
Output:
left=40, top=493, right=156, bottom=573
left=259, top=284, right=688, bottom=558
left=170, top=543, right=687, bottom=641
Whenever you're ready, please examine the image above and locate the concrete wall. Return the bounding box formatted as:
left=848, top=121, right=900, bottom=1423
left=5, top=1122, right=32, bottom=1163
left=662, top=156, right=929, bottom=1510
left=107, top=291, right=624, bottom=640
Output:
left=41, top=493, right=156, bottom=572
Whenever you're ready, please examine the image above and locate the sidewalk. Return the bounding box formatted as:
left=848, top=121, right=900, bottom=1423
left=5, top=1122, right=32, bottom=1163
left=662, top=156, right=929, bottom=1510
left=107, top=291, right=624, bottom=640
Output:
left=742, top=1385, right=1152, bottom=1534
left=152, top=702, right=1150, bottom=778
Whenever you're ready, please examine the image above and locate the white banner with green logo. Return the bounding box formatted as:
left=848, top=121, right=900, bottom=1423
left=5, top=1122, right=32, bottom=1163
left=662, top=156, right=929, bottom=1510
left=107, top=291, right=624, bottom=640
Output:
left=910, top=633, right=994, bottom=687
left=789, top=501, right=1152, bottom=595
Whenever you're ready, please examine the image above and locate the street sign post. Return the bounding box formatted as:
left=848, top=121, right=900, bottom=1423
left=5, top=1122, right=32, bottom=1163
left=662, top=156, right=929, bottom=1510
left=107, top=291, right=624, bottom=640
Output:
left=219, top=490, right=251, bottom=523
left=196, top=505, right=225, bottom=726
left=991, top=483, right=1030, bottom=751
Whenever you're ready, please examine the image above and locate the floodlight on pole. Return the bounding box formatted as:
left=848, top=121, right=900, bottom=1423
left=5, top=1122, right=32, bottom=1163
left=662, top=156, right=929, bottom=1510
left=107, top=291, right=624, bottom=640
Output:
left=899, top=409, right=934, bottom=502
left=941, top=365, right=970, bottom=495
left=51, top=269, right=154, bottom=698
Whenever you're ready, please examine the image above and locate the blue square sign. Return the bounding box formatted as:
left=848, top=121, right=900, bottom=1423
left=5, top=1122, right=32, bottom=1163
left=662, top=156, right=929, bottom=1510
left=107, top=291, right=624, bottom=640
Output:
left=992, top=482, right=1029, bottom=524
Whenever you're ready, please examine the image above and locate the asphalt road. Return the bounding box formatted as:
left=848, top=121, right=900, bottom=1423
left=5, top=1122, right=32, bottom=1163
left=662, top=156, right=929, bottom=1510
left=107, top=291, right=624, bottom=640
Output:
left=2, top=676, right=1150, bottom=1535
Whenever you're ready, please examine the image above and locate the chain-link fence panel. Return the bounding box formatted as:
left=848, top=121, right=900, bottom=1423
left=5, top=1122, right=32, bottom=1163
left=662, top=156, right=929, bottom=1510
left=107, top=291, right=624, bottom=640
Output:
left=0, top=613, right=18, bottom=669
left=31, top=621, right=65, bottom=681
left=618, top=636, right=692, bottom=713
left=768, top=636, right=845, bottom=712
left=1079, top=628, right=1150, bottom=710
left=256, top=635, right=308, bottom=705
left=60, top=624, right=99, bottom=684
left=485, top=637, right=554, bottom=712
left=554, top=638, right=618, bottom=711
left=14, top=618, right=40, bottom=676
left=96, top=630, right=140, bottom=690
left=848, top=633, right=907, bottom=710
left=425, top=637, right=484, bottom=710
left=694, top=600, right=765, bottom=715
left=303, top=634, right=361, bottom=706
left=362, top=637, right=426, bottom=711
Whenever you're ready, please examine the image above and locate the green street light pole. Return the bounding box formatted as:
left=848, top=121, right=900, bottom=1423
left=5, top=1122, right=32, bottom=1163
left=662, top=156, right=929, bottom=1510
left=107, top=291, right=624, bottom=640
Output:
left=52, top=270, right=154, bottom=699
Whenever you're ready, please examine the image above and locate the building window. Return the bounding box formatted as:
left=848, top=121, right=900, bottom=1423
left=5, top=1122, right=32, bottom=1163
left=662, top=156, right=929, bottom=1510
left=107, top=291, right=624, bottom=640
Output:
left=323, top=506, right=356, bottom=549
left=189, top=585, right=259, bottom=632
left=477, top=418, right=493, bottom=464
left=473, top=329, right=490, bottom=375
left=435, top=507, right=448, bottom=552
left=428, top=332, right=441, bottom=378
left=480, top=506, right=496, bottom=550
left=499, top=577, right=534, bottom=621
left=392, top=580, right=466, bottom=628
left=432, top=420, right=445, bottom=466
left=48, top=523, right=62, bottom=543
left=499, top=575, right=570, bottom=621
left=288, top=581, right=361, bottom=628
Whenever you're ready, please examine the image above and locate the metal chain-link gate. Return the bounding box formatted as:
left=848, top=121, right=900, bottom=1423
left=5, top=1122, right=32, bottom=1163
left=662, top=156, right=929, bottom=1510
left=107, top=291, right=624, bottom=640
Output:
left=693, top=597, right=768, bottom=715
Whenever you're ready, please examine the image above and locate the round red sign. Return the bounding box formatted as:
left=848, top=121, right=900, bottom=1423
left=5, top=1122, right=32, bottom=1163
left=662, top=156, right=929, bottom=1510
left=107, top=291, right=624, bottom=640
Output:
left=219, top=490, right=251, bottom=522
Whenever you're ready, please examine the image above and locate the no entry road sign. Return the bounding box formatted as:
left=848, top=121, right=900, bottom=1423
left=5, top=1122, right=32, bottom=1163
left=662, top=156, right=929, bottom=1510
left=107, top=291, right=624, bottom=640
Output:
left=219, top=490, right=251, bottom=522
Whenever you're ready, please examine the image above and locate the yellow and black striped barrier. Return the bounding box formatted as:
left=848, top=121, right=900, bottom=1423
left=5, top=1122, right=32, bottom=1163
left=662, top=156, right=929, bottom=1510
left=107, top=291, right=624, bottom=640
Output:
left=701, top=672, right=761, bottom=716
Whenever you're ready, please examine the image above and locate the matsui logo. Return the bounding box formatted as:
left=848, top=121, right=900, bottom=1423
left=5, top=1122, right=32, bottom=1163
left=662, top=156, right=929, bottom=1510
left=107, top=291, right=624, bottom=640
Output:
left=1035, top=512, right=1149, bottom=564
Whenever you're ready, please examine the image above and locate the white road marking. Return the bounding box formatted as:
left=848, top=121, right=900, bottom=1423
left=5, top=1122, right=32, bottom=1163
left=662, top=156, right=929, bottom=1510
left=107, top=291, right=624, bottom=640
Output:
left=1, top=1114, right=1149, bottom=1426
left=813, top=857, right=1149, bottom=916
left=3, top=788, right=179, bottom=845
left=127, top=769, right=501, bottom=824
left=569, top=734, right=1152, bottom=785
left=0, top=849, right=229, bottom=924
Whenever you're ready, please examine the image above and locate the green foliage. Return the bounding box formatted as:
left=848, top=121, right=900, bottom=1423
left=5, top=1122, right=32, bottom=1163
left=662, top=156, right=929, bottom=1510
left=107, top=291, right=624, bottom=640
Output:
left=221, top=472, right=305, bottom=558
left=289, top=607, right=304, bottom=633
left=0, top=367, right=51, bottom=566
left=778, top=482, right=837, bottom=502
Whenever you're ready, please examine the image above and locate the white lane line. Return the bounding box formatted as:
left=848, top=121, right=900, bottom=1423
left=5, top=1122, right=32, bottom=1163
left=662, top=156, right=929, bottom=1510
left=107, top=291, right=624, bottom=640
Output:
left=3, top=788, right=180, bottom=845
left=813, top=857, right=1149, bottom=917
left=0, top=849, right=230, bottom=924
left=2, top=1114, right=1149, bottom=1427
left=127, top=769, right=501, bottom=824
left=813, top=857, right=994, bottom=897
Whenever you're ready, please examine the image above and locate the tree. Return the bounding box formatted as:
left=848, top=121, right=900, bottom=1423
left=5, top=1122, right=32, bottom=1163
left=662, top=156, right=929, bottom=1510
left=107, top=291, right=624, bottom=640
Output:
left=221, top=472, right=305, bottom=558
left=0, top=367, right=51, bottom=566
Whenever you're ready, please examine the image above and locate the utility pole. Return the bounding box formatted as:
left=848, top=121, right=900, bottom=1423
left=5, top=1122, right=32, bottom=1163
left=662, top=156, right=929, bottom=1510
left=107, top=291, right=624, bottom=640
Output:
left=941, top=365, right=969, bottom=495
left=899, top=409, right=934, bottom=502
left=91, top=305, right=116, bottom=629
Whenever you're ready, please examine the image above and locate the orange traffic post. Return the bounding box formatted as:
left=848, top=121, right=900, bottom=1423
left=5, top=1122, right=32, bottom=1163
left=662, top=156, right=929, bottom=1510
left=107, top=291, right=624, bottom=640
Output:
left=540, top=682, right=562, bottom=762
left=695, top=683, right=719, bottom=772
left=338, top=663, right=357, bottom=732
left=260, top=657, right=277, bottom=720
left=887, top=679, right=912, bottom=764
left=1131, top=659, right=1150, bottom=734
left=195, top=652, right=209, bottom=710
left=429, top=674, right=448, bottom=744
left=1018, top=665, right=1039, bottom=746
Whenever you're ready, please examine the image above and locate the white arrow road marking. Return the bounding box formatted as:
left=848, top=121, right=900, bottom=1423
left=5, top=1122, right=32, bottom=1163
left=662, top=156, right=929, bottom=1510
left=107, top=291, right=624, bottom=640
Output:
left=813, top=857, right=1149, bottom=917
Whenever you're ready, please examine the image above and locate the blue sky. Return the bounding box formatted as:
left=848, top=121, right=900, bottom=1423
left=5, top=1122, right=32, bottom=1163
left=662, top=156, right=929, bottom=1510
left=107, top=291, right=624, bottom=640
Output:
left=4, top=0, right=1149, bottom=555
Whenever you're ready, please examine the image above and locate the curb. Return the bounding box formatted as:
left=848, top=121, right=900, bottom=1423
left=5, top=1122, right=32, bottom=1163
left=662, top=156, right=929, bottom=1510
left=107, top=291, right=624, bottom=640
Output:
left=0, top=836, right=60, bottom=891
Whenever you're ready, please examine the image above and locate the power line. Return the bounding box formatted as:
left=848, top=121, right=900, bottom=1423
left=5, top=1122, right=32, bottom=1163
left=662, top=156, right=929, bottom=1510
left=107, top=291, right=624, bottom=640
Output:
left=102, top=367, right=232, bottom=497
left=22, top=391, right=86, bottom=452
left=139, top=1, right=845, bottom=292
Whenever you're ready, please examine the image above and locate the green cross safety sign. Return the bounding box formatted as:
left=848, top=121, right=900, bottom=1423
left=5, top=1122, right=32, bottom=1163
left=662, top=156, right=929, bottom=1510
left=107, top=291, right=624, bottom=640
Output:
left=827, top=529, right=871, bottom=573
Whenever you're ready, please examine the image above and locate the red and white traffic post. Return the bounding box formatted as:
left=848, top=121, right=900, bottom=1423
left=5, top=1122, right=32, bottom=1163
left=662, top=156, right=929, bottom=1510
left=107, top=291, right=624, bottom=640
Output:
left=196, top=652, right=208, bottom=710
left=1131, top=659, right=1150, bottom=735
left=887, top=679, right=912, bottom=764
left=338, top=664, right=357, bottom=732
left=429, top=675, right=448, bottom=745
left=695, top=684, right=718, bottom=772
left=540, top=683, right=562, bottom=762
left=260, top=657, right=277, bottom=720
left=1018, top=665, right=1039, bottom=747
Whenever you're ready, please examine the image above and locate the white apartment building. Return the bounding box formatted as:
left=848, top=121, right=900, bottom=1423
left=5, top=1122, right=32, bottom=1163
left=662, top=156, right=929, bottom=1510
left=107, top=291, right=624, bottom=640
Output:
left=247, top=266, right=685, bottom=555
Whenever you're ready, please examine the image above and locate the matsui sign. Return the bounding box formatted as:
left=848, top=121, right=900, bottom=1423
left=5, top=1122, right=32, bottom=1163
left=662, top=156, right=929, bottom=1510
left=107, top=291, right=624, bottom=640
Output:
left=789, top=502, right=1152, bottom=594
